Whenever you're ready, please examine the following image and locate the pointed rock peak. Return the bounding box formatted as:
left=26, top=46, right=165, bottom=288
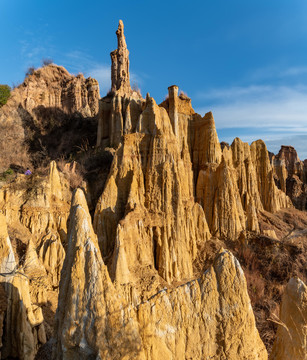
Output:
left=251, top=139, right=266, bottom=148
left=24, top=240, right=46, bottom=278
left=0, top=213, right=16, bottom=275
left=71, top=188, right=88, bottom=211
left=204, top=111, right=214, bottom=119
left=49, top=160, right=61, bottom=186
left=68, top=188, right=99, bottom=253
left=285, top=276, right=307, bottom=302
left=232, top=137, right=243, bottom=146
left=111, top=20, right=131, bottom=95
left=116, top=20, right=127, bottom=50
left=168, top=85, right=179, bottom=97
left=213, top=250, right=245, bottom=284
left=55, top=186, right=144, bottom=359
left=203, top=111, right=217, bottom=128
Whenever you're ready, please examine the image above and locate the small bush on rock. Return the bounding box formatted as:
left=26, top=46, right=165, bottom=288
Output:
left=0, top=85, right=11, bottom=107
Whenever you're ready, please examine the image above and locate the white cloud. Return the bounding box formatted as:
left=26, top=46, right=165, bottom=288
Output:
left=245, top=65, right=307, bottom=83
left=196, top=83, right=307, bottom=159
left=281, top=66, right=307, bottom=77
left=87, top=65, right=111, bottom=94
left=196, top=85, right=307, bottom=131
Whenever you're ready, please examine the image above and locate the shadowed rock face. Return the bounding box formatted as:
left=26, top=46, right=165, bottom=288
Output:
left=270, top=277, right=307, bottom=360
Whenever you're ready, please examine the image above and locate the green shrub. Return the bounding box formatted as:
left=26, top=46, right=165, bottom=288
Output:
left=0, top=168, right=15, bottom=181
left=0, top=85, right=11, bottom=107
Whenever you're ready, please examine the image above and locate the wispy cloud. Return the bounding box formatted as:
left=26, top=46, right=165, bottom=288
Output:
left=281, top=66, right=307, bottom=77
left=246, top=65, right=307, bottom=83
left=195, top=79, right=307, bottom=159
left=18, top=33, right=145, bottom=97
left=87, top=65, right=111, bottom=94
left=196, top=84, right=307, bottom=131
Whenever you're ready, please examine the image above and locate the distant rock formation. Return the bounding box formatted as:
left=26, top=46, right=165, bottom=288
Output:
left=273, top=145, right=307, bottom=210
left=270, top=277, right=307, bottom=360
left=0, top=65, right=99, bottom=120
left=0, top=64, right=100, bottom=171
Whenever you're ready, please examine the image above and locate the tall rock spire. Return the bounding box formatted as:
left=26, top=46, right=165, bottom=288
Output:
left=111, top=20, right=131, bottom=95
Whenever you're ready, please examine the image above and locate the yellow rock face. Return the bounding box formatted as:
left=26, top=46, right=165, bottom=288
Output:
left=138, top=250, right=268, bottom=360
left=0, top=213, right=45, bottom=360
left=0, top=20, right=303, bottom=359
left=0, top=161, right=70, bottom=264
left=195, top=135, right=292, bottom=239
left=0, top=64, right=99, bottom=121
left=250, top=140, right=291, bottom=213
left=56, top=191, right=267, bottom=359
left=270, top=277, right=307, bottom=360
left=54, top=189, right=144, bottom=360
left=0, top=162, right=72, bottom=358
left=94, top=95, right=210, bottom=289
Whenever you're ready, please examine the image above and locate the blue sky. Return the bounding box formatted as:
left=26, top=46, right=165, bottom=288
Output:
left=1, top=0, right=307, bottom=159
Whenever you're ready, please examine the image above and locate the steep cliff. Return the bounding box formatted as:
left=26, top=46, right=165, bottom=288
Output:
left=0, top=161, right=71, bottom=251
left=54, top=189, right=144, bottom=360
left=270, top=277, right=307, bottom=360
left=0, top=162, right=72, bottom=358
left=94, top=94, right=210, bottom=293
left=0, top=213, right=46, bottom=360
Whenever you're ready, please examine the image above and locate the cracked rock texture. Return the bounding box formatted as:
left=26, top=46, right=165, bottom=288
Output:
left=137, top=250, right=268, bottom=360
left=0, top=213, right=46, bottom=360
left=55, top=190, right=268, bottom=359
left=270, top=277, right=307, bottom=360
left=54, top=189, right=144, bottom=360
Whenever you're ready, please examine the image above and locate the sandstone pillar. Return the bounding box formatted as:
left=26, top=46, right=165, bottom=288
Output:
left=168, top=85, right=179, bottom=138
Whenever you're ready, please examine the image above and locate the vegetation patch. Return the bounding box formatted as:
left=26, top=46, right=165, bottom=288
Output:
left=0, top=85, right=11, bottom=107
